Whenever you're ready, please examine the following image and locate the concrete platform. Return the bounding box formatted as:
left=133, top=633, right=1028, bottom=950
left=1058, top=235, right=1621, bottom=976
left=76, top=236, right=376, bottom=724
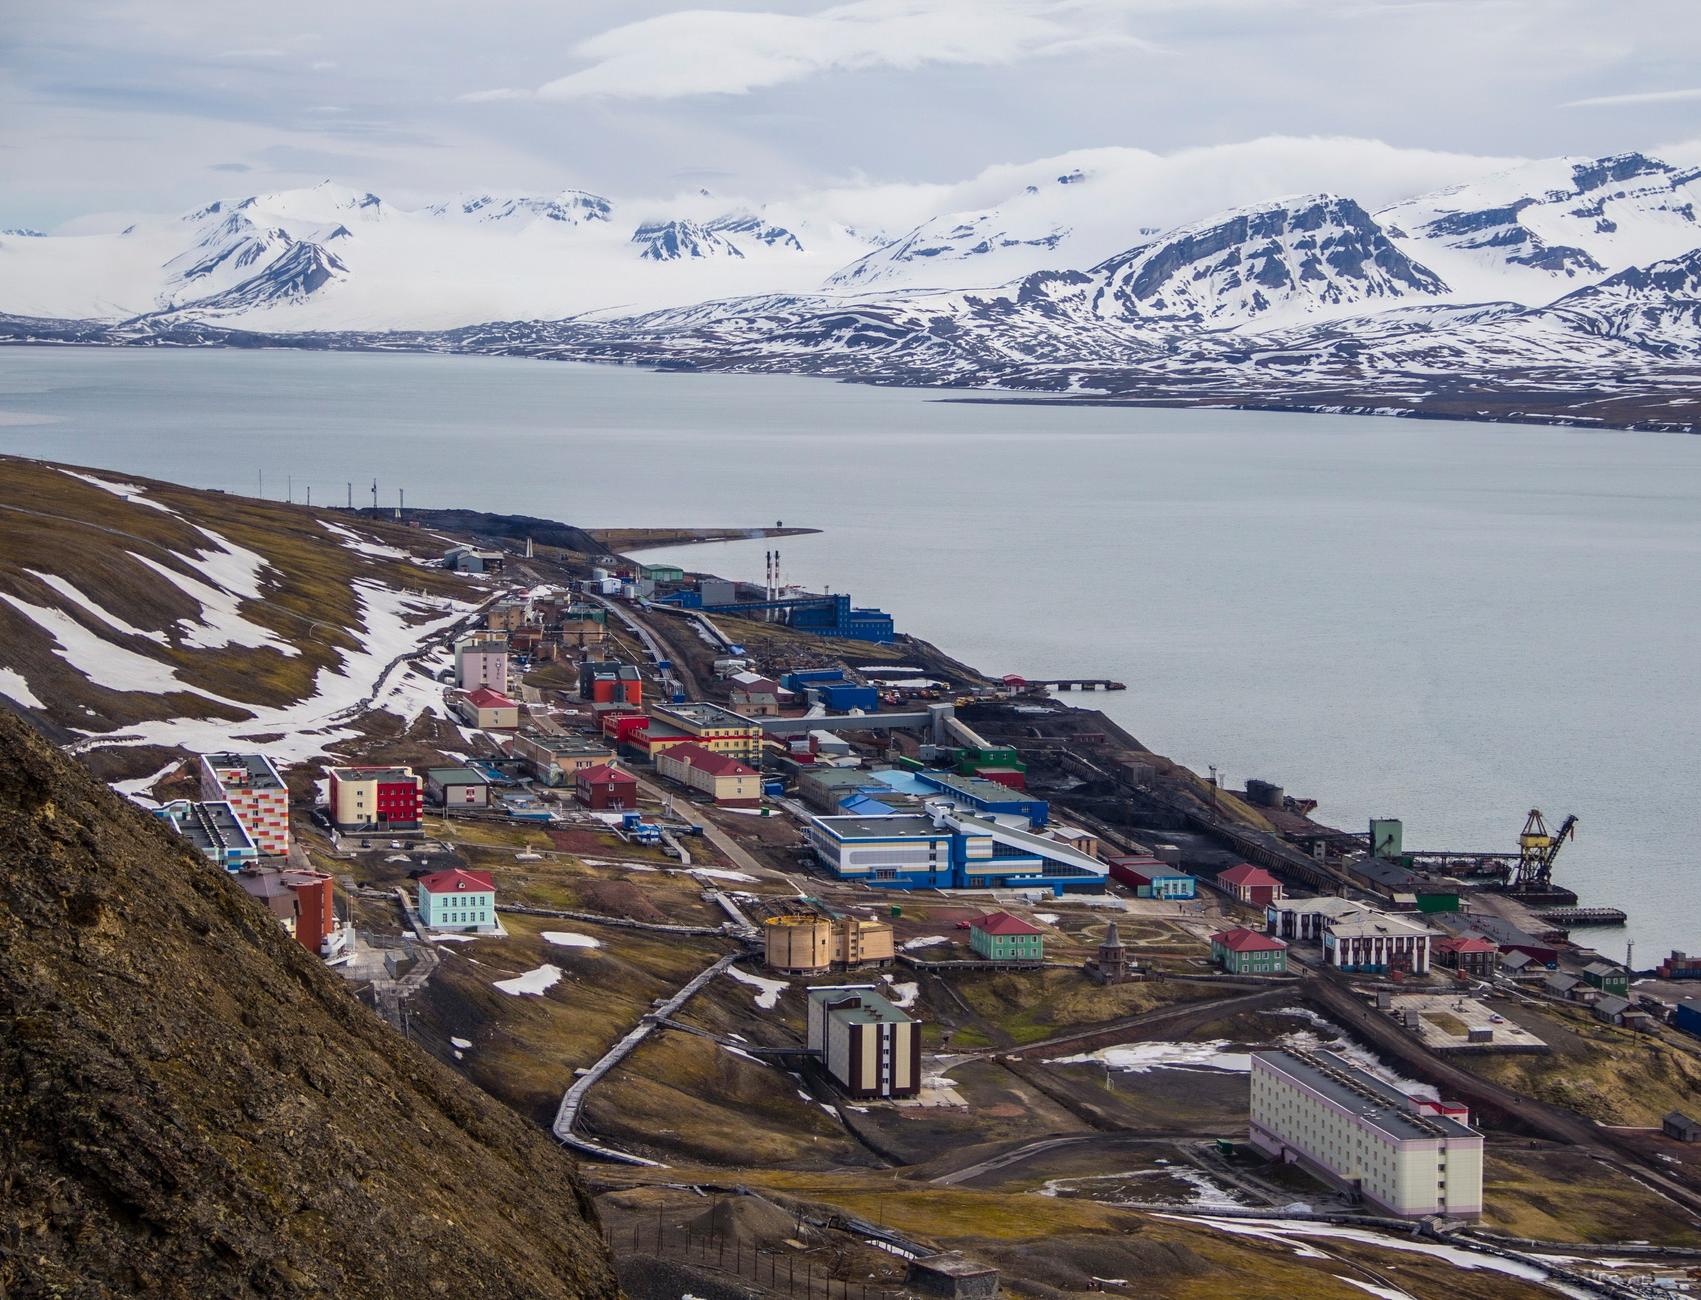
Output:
left=1390, top=993, right=1550, bottom=1053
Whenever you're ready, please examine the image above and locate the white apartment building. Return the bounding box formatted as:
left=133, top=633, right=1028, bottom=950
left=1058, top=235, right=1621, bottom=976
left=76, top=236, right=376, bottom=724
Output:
left=1265, top=896, right=1372, bottom=942
left=1250, top=1048, right=1483, bottom=1218
left=1322, top=911, right=1437, bottom=975
left=454, top=633, right=510, bottom=693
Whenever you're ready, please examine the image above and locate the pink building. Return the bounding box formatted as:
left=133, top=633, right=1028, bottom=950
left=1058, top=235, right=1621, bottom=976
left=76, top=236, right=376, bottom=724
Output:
left=455, top=634, right=509, bottom=693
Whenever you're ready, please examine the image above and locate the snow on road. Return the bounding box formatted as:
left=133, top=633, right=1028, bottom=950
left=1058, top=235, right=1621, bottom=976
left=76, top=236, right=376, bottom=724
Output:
left=901, top=935, right=949, bottom=950
left=494, top=964, right=563, bottom=996
left=686, top=867, right=756, bottom=883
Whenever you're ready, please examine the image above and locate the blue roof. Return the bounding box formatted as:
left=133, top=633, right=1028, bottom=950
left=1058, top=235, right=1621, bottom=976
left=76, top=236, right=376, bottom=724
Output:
left=841, top=794, right=898, bottom=816
left=869, top=770, right=934, bottom=796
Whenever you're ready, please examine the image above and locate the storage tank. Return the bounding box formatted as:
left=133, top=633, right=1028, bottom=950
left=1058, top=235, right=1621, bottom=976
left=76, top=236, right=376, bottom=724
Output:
left=763, top=915, right=835, bottom=974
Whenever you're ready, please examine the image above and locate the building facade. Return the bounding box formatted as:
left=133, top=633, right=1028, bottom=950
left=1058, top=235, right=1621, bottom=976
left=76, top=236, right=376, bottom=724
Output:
left=417, top=868, right=497, bottom=932
left=970, top=912, right=1046, bottom=962
left=806, top=810, right=1109, bottom=894
left=763, top=915, right=895, bottom=974
left=1250, top=1048, right=1483, bottom=1218
left=1322, top=912, right=1436, bottom=975
left=511, top=731, right=616, bottom=786
left=574, top=763, right=639, bottom=810
left=198, top=751, right=290, bottom=856
left=424, top=766, right=491, bottom=808
left=1434, top=935, right=1500, bottom=978
left=579, top=660, right=644, bottom=707
left=654, top=742, right=761, bottom=806
left=645, top=702, right=764, bottom=762
left=454, top=633, right=509, bottom=693
left=456, top=687, right=520, bottom=729
left=807, top=985, right=920, bottom=1099
left=1106, top=855, right=1197, bottom=899
left=1266, top=897, right=1371, bottom=942
left=326, top=766, right=424, bottom=832
left=1211, top=927, right=1289, bottom=974
left=1219, top=863, right=1284, bottom=907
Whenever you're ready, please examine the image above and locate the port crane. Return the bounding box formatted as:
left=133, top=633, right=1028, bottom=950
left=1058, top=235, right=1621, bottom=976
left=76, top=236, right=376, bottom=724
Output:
left=1513, top=809, right=1577, bottom=892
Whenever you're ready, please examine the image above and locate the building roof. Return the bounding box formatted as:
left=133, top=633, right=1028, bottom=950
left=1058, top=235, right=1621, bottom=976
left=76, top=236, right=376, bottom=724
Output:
left=1219, top=863, right=1281, bottom=888
left=155, top=800, right=256, bottom=855
left=1584, top=961, right=1624, bottom=977
left=1269, top=896, right=1369, bottom=920
left=519, top=732, right=612, bottom=756
left=1501, top=950, right=1535, bottom=969
left=1254, top=1048, right=1478, bottom=1142
left=973, top=911, right=1045, bottom=937
left=1595, top=994, right=1632, bottom=1016
left=329, top=765, right=416, bottom=782
left=1212, top=926, right=1287, bottom=953
left=425, top=766, right=490, bottom=786
left=807, top=985, right=913, bottom=1026
left=661, top=741, right=758, bottom=778
left=464, top=687, right=517, bottom=708
left=812, top=813, right=949, bottom=842
left=1327, top=911, right=1436, bottom=941
left=576, top=763, right=635, bottom=785
left=651, top=701, right=758, bottom=729
left=1436, top=934, right=1499, bottom=954
left=201, top=751, right=285, bottom=790
left=915, top=769, right=1039, bottom=804
left=1664, top=1111, right=1701, bottom=1129
left=1545, top=972, right=1582, bottom=991
left=418, top=868, right=495, bottom=894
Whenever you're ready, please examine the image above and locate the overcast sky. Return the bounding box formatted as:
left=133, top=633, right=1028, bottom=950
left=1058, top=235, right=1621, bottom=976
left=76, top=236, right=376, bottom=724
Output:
left=5, top=0, right=1701, bottom=228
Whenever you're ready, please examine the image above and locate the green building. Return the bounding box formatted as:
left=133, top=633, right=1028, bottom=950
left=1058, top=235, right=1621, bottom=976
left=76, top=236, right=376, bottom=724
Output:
left=1583, top=961, right=1630, bottom=997
left=1210, top=927, right=1288, bottom=975
left=639, top=563, right=686, bottom=583
left=970, top=912, right=1045, bottom=962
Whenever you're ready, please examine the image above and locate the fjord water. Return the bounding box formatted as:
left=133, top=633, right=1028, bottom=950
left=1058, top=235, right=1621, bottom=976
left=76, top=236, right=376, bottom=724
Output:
left=2, top=346, right=1696, bottom=959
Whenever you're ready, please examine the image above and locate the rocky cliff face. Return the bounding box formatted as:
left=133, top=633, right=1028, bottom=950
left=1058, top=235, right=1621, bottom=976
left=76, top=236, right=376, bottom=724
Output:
left=0, top=709, right=619, bottom=1299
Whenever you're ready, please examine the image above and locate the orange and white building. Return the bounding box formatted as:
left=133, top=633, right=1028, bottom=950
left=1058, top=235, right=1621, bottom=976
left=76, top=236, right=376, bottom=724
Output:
left=199, top=752, right=290, bottom=856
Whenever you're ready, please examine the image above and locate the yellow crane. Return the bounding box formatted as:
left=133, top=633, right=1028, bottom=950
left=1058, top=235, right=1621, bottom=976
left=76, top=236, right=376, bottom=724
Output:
left=1514, top=808, right=1577, bottom=892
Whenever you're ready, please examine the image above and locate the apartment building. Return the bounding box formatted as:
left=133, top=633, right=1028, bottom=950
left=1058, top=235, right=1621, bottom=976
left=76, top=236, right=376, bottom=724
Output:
left=1249, top=1048, right=1483, bottom=1218
left=807, top=985, right=921, bottom=1099
left=199, top=751, right=290, bottom=855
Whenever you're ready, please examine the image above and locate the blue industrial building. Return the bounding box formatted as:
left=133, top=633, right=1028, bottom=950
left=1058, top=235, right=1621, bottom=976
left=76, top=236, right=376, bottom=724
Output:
left=805, top=809, right=1105, bottom=894
left=1676, top=998, right=1701, bottom=1040
left=912, top=770, right=1048, bottom=828
left=661, top=591, right=895, bottom=642
left=816, top=682, right=880, bottom=712
left=780, top=668, right=846, bottom=692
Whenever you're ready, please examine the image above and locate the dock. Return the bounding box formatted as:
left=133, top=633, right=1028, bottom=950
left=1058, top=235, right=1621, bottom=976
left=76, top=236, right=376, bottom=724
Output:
left=1006, top=676, right=1126, bottom=691
left=1527, top=906, right=1628, bottom=927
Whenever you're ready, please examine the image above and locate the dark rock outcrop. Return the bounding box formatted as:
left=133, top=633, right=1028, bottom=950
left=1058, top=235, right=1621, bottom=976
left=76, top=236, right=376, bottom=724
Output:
left=0, top=709, right=620, bottom=1298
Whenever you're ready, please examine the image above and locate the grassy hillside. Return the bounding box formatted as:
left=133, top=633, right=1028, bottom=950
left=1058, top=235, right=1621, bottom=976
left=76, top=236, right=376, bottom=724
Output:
left=0, top=456, right=476, bottom=756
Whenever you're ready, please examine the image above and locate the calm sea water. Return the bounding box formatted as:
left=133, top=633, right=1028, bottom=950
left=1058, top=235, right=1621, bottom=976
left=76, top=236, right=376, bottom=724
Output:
left=2, top=346, right=1696, bottom=959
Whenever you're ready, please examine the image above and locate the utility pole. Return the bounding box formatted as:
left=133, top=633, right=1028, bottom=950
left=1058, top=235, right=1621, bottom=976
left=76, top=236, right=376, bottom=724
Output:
left=306, top=486, right=311, bottom=507
left=347, top=481, right=353, bottom=510
left=397, top=487, right=404, bottom=520
left=370, top=478, right=378, bottom=511
left=258, top=468, right=264, bottom=499
left=287, top=474, right=292, bottom=503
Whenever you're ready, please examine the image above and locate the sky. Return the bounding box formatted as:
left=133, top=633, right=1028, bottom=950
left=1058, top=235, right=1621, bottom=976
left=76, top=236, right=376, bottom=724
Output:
left=4, top=0, right=1701, bottom=229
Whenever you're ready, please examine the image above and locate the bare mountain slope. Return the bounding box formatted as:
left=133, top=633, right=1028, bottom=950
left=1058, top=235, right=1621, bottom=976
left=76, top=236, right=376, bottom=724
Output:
left=0, top=706, right=620, bottom=1297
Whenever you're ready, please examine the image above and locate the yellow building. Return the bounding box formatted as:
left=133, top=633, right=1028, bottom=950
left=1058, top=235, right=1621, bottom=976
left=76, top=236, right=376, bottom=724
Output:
left=807, top=985, right=919, bottom=1099
left=645, top=701, right=764, bottom=763
left=763, top=914, right=896, bottom=974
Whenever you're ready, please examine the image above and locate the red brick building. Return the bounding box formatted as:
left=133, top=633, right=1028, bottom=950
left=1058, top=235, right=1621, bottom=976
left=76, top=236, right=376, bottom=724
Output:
left=574, top=763, right=639, bottom=810
left=1219, top=863, right=1284, bottom=908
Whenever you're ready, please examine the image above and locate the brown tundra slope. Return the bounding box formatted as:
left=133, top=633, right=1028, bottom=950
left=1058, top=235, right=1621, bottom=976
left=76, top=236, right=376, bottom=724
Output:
left=0, top=708, right=619, bottom=1299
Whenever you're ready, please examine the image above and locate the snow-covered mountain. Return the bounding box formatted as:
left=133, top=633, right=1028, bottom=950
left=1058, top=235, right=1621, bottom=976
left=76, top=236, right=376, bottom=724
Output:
left=5, top=150, right=1701, bottom=431
left=1378, top=152, right=1701, bottom=304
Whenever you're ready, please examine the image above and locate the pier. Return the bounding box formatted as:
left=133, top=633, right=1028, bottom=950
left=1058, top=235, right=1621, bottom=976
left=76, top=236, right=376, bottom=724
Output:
left=1527, top=906, right=1628, bottom=927
left=1004, top=675, right=1126, bottom=692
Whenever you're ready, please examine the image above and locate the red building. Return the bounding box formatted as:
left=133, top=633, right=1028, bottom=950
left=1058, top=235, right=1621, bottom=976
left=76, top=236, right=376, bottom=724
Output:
left=600, top=711, right=650, bottom=746
left=1105, top=854, right=1167, bottom=891
left=283, top=869, right=336, bottom=955
left=1435, top=935, right=1501, bottom=978
left=327, top=766, right=424, bottom=831
left=575, top=763, right=639, bottom=810
left=579, top=661, right=643, bottom=707
left=1219, top=863, right=1284, bottom=908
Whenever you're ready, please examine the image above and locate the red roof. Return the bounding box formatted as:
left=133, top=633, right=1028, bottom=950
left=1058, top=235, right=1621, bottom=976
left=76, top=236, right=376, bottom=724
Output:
left=973, top=910, right=1046, bottom=937
left=464, top=687, right=516, bottom=708
left=662, top=742, right=757, bottom=778
left=576, top=763, right=635, bottom=785
left=419, top=868, right=495, bottom=895
left=1437, top=935, right=1499, bottom=954
left=1219, top=863, right=1281, bottom=889
left=1211, top=927, right=1286, bottom=953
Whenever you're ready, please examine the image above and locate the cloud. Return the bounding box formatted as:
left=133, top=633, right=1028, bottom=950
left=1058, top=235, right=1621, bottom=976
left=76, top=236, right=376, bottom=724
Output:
left=208, top=161, right=253, bottom=172
left=462, top=0, right=1154, bottom=103
left=1563, top=86, right=1701, bottom=109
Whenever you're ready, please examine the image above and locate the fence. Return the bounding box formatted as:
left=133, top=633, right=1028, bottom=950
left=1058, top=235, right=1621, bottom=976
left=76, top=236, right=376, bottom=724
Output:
left=615, top=1219, right=910, bottom=1300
